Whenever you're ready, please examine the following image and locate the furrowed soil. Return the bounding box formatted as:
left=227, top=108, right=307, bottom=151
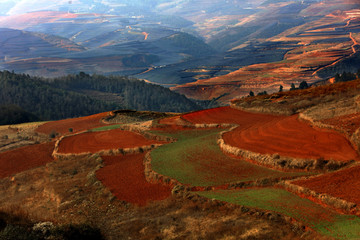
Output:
left=36, top=112, right=109, bottom=135
left=293, top=165, right=360, bottom=205
left=96, top=153, right=171, bottom=206
left=58, top=129, right=163, bottom=154
left=222, top=114, right=358, bottom=162
left=150, top=129, right=309, bottom=187
left=0, top=142, right=54, bottom=178
left=183, top=106, right=358, bottom=162
left=182, top=106, right=282, bottom=125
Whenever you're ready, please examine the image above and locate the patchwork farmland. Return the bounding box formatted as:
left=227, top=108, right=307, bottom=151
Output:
left=1, top=80, right=360, bottom=239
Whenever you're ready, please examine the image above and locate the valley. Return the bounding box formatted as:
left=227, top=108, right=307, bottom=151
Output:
left=2, top=1, right=360, bottom=239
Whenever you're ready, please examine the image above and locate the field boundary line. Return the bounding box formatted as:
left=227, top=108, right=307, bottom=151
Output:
left=280, top=179, right=360, bottom=216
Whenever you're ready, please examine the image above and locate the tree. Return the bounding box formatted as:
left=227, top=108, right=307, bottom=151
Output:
left=290, top=83, right=296, bottom=91
left=257, top=91, right=268, bottom=96
left=249, top=91, right=254, bottom=97
left=299, top=81, right=308, bottom=90
left=279, top=85, right=283, bottom=92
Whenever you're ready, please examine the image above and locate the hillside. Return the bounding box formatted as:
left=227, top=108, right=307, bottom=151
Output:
left=172, top=8, right=360, bottom=103
left=1, top=79, right=360, bottom=239
left=0, top=71, right=202, bottom=124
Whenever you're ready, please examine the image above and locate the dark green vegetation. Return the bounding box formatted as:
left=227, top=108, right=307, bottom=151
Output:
left=0, top=105, right=39, bottom=125
left=334, top=69, right=360, bottom=83
left=0, top=71, right=201, bottom=124
left=318, top=52, right=360, bottom=79
left=198, top=188, right=360, bottom=240
left=150, top=129, right=309, bottom=187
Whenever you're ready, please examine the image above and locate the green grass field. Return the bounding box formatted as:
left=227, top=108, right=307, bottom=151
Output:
left=90, top=124, right=123, bottom=132
left=150, top=129, right=310, bottom=187
left=197, top=188, right=360, bottom=239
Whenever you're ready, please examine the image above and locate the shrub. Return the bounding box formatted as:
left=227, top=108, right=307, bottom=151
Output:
left=52, top=224, right=104, bottom=240
left=49, top=131, right=57, bottom=139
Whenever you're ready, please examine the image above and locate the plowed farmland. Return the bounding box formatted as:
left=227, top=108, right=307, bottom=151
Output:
left=0, top=142, right=54, bottom=178
left=182, top=106, right=281, bottom=126
left=36, top=112, right=109, bottom=135
left=293, top=165, right=360, bottom=205
left=150, top=129, right=309, bottom=187
left=222, top=114, right=358, bottom=162
left=198, top=188, right=360, bottom=240
left=96, top=153, right=171, bottom=206
left=58, top=129, right=163, bottom=154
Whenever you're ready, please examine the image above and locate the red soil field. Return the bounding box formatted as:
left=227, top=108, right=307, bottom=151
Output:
left=223, top=114, right=359, bottom=162
left=36, top=112, right=109, bottom=135
left=58, top=129, right=163, bottom=154
left=96, top=154, right=171, bottom=206
left=0, top=142, right=54, bottom=178
left=293, top=165, right=360, bottom=205
left=182, top=106, right=282, bottom=126
left=321, top=113, right=360, bottom=135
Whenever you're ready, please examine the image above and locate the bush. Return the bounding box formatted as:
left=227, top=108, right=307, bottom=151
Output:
left=0, top=225, right=41, bottom=240
left=52, top=224, right=104, bottom=240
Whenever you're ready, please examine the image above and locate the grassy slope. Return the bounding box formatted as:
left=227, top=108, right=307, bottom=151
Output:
left=198, top=188, right=360, bottom=240
left=150, top=129, right=309, bottom=187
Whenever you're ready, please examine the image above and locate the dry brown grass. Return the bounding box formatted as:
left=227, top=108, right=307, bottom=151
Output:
left=231, top=79, right=360, bottom=115
left=0, top=151, right=323, bottom=240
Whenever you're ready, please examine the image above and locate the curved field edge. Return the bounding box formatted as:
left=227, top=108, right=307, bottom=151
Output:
left=149, top=129, right=311, bottom=187
left=218, top=126, right=352, bottom=171
left=196, top=188, right=360, bottom=240
left=96, top=153, right=172, bottom=206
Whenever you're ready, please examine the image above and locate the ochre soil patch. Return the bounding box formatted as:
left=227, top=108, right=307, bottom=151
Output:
left=293, top=165, right=360, bottom=205
left=36, top=112, right=109, bottom=135
left=0, top=142, right=54, bottom=178
left=223, top=114, right=359, bottom=162
left=321, top=113, right=360, bottom=135
left=96, top=153, right=171, bottom=206
left=182, top=106, right=282, bottom=126
left=58, top=129, right=163, bottom=154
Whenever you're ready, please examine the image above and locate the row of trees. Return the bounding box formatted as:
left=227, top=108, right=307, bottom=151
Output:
left=248, top=81, right=309, bottom=97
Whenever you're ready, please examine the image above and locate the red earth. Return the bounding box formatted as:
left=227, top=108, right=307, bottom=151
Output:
left=321, top=113, right=360, bottom=136
left=0, top=142, right=54, bottom=178
left=57, top=129, right=163, bottom=154
left=182, top=106, right=282, bottom=126
left=36, top=112, right=109, bottom=135
left=223, top=114, right=359, bottom=162
left=293, top=165, right=360, bottom=205
left=182, top=107, right=358, bottom=162
left=96, top=153, right=171, bottom=206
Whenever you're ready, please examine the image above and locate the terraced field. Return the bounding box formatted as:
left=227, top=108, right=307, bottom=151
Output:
left=96, top=153, right=171, bottom=206
left=182, top=106, right=281, bottom=125
left=222, top=114, right=359, bottom=162
left=197, top=188, right=360, bottom=240
left=36, top=112, right=109, bottom=135
left=150, top=129, right=309, bottom=187
left=0, top=142, right=54, bottom=178
left=293, top=165, right=360, bottom=205
left=58, top=129, right=163, bottom=154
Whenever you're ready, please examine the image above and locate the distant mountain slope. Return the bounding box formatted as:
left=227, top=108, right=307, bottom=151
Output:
left=0, top=71, right=202, bottom=123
